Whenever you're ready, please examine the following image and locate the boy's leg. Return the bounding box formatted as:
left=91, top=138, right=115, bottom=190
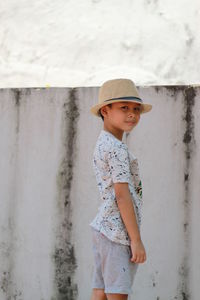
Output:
left=100, top=235, right=138, bottom=297
left=90, top=229, right=136, bottom=299
left=90, top=288, right=107, bottom=300
left=90, top=229, right=106, bottom=297
left=106, top=293, right=128, bottom=300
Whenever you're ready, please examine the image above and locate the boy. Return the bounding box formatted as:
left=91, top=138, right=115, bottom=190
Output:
left=89, top=78, right=152, bottom=300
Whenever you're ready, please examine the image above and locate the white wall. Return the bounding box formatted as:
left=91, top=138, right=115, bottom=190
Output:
left=0, top=85, right=199, bottom=300
left=0, top=0, right=199, bottom=88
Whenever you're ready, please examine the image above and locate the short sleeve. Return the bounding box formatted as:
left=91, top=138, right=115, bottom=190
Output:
left=107, top=144, right=131, bottom=183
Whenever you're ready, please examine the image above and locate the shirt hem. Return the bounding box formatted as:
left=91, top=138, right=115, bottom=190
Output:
left=89, top=223, right=131, bottom=246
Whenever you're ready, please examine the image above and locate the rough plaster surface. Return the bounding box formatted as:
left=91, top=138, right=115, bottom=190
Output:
left=0, top=86, right=199, bottom=300
left=0, top=0, right=200, bottom=88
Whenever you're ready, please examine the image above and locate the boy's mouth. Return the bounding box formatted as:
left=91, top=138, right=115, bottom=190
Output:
left=126, top=121, right=135, bottom=125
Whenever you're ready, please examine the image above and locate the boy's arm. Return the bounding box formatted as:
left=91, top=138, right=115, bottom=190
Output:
left=114, top=182, right=146, bottom=263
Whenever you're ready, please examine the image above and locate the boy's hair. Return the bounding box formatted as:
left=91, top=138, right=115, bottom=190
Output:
left=99, top=103, right=112, bottom=121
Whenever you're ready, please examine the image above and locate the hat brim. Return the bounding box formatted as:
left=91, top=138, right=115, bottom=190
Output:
left=90, top=99, right=152, bottom=117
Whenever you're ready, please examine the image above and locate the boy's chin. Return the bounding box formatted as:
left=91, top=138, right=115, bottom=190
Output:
left=124, top=128, right=132, bottom=133
left=124, top=124, right=138, bottom=132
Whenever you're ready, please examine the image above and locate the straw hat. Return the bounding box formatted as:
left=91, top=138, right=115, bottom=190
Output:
left=90, top=78, right=152, bottom=117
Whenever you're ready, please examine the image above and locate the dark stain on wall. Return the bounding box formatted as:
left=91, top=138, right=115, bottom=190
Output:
left=184, top=173, right=189, bottom=182
left=13, top=89, right=21, bottom=106
left=0, top=271, right=13, bottom=299
left=154, top=85, right=187, bottom=100
left=53, top=88, right=80, bottom=300
left=176, top=86, right=196, bottom=300
left=182, top=86, right=196, bottom=207
left=154, top=85, right=183, bottom=92
left=13, top=89, right=22, bottom=135
left=0, top=270, right=23, bottom=299
left=164, top=85, right=185, bottom=97
left=182, top=87, right=196, bottom=147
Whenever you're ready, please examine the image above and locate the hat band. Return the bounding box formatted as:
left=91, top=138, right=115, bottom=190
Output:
left=104, top=96, right=143, bottom=103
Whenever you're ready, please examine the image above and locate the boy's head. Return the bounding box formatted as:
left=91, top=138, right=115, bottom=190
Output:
left=90, top=78, right=152, bottom=119
left=99, top=101, right=142, bottom=132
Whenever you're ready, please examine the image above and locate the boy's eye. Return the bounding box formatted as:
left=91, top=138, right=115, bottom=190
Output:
left=134, top=106, right=141, bottom=112
left=121, top=106, right=128, bottom=110
left=121, top=105, right=141, bottom=112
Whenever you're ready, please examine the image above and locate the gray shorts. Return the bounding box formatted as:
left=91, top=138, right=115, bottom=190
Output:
left=91, top=228, right=139, bottom=295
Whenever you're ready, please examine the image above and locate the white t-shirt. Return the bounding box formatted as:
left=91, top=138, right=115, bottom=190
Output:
left=89, top=129, right=143, bottom=246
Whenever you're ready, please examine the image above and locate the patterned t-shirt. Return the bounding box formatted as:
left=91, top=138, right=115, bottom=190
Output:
left=89, top=129, right=143, bottom=246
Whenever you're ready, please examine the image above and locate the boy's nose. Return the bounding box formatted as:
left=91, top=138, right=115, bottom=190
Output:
left=128, top=112, right=136, bottom=119
left=127, top=116, right=136, bottom=122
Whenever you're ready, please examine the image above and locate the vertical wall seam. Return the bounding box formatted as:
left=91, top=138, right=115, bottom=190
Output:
left=177, top=86, right=196, bottom=300
left=53, top=88, right=80, bottom=300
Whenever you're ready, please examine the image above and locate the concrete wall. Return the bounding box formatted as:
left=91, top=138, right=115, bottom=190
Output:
left=0, top=85, right=199, bottom=300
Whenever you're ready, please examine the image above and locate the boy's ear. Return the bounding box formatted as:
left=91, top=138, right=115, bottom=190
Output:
left=100, top=105, right=109, bottom=117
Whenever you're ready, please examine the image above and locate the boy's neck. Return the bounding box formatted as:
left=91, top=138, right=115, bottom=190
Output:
left=103, top=125, right=124, bottom=141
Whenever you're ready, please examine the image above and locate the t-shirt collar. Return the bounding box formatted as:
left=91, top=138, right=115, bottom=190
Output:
left=101, top=129, right=127, bottom=146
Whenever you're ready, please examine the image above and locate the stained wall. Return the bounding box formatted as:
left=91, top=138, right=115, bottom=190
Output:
left=0, top=86, right=199, bottom=300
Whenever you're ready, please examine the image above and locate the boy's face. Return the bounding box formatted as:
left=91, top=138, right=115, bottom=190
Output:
left=100, top=101, right=142, bottom=132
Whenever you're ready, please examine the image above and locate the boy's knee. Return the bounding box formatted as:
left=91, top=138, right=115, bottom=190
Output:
left=92, top=288, right=107, bottom=299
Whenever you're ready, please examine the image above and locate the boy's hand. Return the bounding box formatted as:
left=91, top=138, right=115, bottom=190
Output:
left=130, top=239, right=146, bottom=263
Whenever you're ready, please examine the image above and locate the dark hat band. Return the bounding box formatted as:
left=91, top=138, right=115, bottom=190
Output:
left=104, top=96, right=143, bottom=103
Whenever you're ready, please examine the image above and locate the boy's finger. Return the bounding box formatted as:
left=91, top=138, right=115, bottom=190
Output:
left=131, top=254, right=137, bottom=262
left=136, top=254, right=146, bottom=264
